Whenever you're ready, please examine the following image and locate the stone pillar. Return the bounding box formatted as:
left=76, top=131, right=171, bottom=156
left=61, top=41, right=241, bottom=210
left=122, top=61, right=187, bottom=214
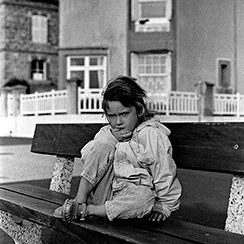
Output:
left=66, top=79, right=79, bottom=114
left=203, top=82, right=215, bottom=116
left=196, top=81, right=215, bottom=121
left=11, top=85, right=27, bottom=117
left=0, top=87, right=11, bottom=117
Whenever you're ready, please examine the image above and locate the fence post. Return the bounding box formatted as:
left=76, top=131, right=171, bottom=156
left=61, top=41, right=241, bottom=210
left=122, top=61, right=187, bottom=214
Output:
left=166, top=93, right=170, bottom=116
left=66, top=79, right=79, bottom=114
left=0, top=87, right=11, bottom=117
left=51, top=89, right=55, bottom=115
left=236, top=93, right=240, bottom=118
left=34, top=92, right=38, bottom=116
left=11, top=85, right=27, bottom=117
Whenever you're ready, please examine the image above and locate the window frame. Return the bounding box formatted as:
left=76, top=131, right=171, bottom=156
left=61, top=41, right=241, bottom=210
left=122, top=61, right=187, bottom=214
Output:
left=130, top=52, right=172, bottom=93
left=216, top=58, right=232, bottom=93
left=31, top=59, right=47, bottom=81
left=66, top=55, right=107, bottom=90
left=132, top=0, right=172, bottom=32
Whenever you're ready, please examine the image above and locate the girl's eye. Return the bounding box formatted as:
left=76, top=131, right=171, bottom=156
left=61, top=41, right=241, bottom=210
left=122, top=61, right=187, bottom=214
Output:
left=121, top=112, right=128, bottom=117
left=108, top=115, right=116, bottom=119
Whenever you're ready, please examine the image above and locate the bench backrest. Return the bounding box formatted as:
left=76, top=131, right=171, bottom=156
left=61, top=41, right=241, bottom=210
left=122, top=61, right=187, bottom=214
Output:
left=31, top=122, right=244, bottom=174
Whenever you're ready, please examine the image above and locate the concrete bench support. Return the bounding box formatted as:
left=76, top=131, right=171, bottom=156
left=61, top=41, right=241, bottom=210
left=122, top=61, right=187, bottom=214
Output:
left=0, top=156, right=74, bottom=243
left=225, top=175, right=244, bottom=234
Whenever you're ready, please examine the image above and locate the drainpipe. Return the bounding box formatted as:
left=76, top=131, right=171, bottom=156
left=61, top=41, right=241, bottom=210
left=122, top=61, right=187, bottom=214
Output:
left=234, top=0, right=237, bottom=93
left=0, top=87, right=11, bottom=117
left=66, top=78, right=78, bottom=114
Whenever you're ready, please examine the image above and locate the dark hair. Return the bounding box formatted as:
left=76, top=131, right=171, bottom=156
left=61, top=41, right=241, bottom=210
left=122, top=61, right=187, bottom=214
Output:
left=102, top=76, right=154, bottom=122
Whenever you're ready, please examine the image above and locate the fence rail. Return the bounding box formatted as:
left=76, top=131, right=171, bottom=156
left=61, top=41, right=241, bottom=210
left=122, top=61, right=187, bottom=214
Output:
left=20, top=89, right=67, bottom=116
left=2, top=89, right=244, bottom=117
left=78, top=88, right=103, bottom=113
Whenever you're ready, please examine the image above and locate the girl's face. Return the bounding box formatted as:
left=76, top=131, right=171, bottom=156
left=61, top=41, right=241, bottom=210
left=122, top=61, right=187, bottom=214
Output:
left=106, top=101, right=139, bottom=132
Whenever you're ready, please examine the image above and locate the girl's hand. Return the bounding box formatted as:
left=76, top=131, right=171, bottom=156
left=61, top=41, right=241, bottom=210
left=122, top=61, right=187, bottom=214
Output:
left=111, top=128, right=132, bottom=142
left=148, top=211, right=167, bottom=222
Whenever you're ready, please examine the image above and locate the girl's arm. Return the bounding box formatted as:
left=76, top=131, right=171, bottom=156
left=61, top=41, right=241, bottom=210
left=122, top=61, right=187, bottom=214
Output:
left=139, top=126, right=182, bottom=219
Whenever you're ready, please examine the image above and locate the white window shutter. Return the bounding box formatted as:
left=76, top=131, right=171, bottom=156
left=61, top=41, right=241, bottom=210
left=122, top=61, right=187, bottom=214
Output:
left=32, top=15, right=39, bottom=42
left=40, top=17, right=48, bottom=43
left=166, top=0, right=172, bottom=20
left=131, top=0, right=139, bottom=21
left=31, top=15, right=47, bottom=43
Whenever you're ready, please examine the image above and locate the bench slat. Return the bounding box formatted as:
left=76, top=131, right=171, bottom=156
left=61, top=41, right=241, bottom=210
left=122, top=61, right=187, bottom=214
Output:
left=31, top=123, right=105, bottom=157
left=0, top=184, right=191, bottom=244
left=166, top=122, right=244, bottom=173
left=31, top=122, right=244, bottom=174
left=1, top=184, right=244, bottom=244
left=0, top=183, right=71, bottom=205
left=130, top=218, right=244, bottom=244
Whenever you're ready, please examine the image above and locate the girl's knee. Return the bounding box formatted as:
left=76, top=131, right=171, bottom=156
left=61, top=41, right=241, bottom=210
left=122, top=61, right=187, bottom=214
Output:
left=133, top=185, right=155, bottom=203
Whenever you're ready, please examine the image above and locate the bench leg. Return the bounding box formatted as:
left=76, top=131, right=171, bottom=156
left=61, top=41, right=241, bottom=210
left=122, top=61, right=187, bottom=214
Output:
left=225, top=175, right=244, bottom=235
left=49, top=156, right=75, bottom=194
left=0, top=210, right=43, bottom=244
left=0, top=156, right=75, bottom=243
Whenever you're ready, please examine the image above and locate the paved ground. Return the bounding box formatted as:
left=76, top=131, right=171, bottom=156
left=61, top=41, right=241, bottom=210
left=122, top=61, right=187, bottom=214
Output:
left=0, top=137, right=233, bottom=243
left=0, top=137, right=83, bottom=243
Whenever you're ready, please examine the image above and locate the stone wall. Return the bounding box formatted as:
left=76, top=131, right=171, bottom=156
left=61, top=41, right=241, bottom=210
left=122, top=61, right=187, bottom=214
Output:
left=0, top=0, right=59, bottom=92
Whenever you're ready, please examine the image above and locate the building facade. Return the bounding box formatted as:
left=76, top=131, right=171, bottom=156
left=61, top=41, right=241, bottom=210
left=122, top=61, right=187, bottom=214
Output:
left=58, top=0, right=244, bottom=95
left=0, top=0, right=59, bottom=93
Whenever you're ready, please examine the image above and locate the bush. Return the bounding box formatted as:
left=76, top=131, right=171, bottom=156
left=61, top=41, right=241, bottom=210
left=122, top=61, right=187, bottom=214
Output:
left=3, top=78, right=30, bottom=94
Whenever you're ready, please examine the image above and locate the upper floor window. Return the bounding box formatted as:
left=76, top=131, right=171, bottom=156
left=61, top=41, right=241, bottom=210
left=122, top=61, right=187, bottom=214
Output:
left=217, top=59, right=232, bottom=93
left=132, top=0, right=172, bottom=32
left=31, top=59, right=47, bottom=80
left=31, top=15, right=48, bottom=43
left=67, top=56, right=107, bottom=90
left=131, top=53, right=171, bottom=93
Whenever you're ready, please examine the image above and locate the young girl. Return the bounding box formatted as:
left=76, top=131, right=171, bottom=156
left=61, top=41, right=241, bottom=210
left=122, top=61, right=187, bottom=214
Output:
left=53, top=75, right=182, bottom=222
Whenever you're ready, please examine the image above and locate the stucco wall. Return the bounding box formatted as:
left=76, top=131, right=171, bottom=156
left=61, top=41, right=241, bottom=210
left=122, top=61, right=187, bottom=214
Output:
left=236, top=0, right=244, bottom=93
left=176, top=0, right=235, bottom=92
left=59, top=0, right=128, bottom=88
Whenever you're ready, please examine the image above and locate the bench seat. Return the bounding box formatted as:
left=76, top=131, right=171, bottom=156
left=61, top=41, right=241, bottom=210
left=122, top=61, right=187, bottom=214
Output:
left=1, top=122, right=244, bottom=243
left=1, top=183, right=244, bottom=244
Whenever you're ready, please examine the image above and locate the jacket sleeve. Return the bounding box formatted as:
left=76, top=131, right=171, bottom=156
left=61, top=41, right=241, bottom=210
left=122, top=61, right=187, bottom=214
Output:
left=139, top=127, right=182, bottom=218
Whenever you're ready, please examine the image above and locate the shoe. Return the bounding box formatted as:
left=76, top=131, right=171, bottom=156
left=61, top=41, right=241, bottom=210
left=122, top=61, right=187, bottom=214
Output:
left=53, top=199, right=87, bottom=222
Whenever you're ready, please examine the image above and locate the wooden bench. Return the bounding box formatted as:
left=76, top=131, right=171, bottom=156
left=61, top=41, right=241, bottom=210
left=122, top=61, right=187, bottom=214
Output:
left=1, top=122, right=244, bottom=243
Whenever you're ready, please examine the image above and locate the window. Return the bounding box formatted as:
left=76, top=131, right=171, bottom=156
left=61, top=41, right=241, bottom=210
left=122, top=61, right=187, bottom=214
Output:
left=31, top=59, right=47, bottom=80
left=67, top=56, right=107, bottom=90
left=131, top=53, right=171, bottom=93
left=31, top=15, right=48, bottom=43
left=132, top=0, right=172, bottom=32
left=217, top=59, right=232, bottom=93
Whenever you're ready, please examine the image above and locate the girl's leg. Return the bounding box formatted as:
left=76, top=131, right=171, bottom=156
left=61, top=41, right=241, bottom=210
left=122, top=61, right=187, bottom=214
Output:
left=76, top=141, right=115, bottom=205
left=79, top=183, right=155, bottom=221
left=104, top=183, right=155, bottom=221
left=75, top=162, right=114, bottom=205
left=86, top=205, right=107, bottom=218
left=75, top=177, right=94, bottom=203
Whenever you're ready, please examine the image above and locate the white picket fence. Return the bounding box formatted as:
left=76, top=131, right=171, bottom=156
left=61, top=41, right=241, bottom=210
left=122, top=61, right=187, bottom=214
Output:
left=147, top=92, right=199, bottom=115
left=214, top=93, right=244, bottom=116
left=78, top=88, right=103, bottom=113
left=20, top=89, right=67, bottom=116
left=3, top=89, right=244, bottom=117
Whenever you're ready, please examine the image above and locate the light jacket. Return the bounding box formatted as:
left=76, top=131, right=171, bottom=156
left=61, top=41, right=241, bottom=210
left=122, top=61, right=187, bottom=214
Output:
left=82, top=118, right=182, bottom=218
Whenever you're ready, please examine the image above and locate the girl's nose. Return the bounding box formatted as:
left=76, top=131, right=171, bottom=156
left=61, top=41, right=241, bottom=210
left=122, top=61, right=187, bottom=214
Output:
left=116, top=115, right=123, bottom=125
